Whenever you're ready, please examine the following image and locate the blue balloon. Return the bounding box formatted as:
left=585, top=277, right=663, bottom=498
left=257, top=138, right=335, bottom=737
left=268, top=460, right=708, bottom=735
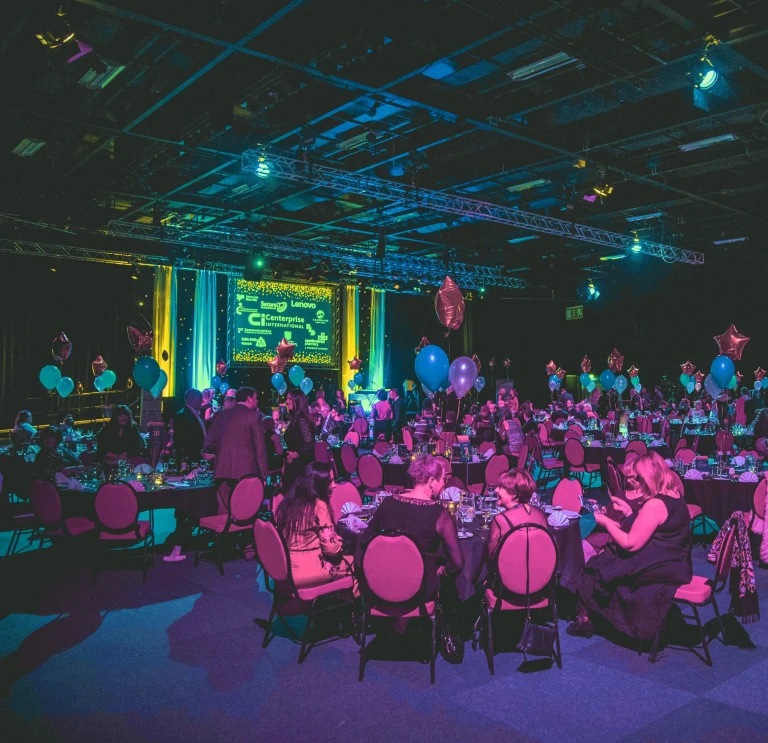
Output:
left=634, top=383, right=642, bottom=393
left=614, top=375, right=628, bottom=393
left=348, top=380, right=355, bottom=390
left=288, top=365, right=304, bottom=386
left=133, top=357, right=161, bottom=391
left=415, top=345, right=450, bottom=394
left=599, top=369, right=616, bottom=391
left=755, top=380, right=762, bottom=391
left=586, top=380, right=596, bottom=393
left=728, top=376, right=738, bottom=390
left=299, top=377, right=313, bottom=394
left=150, top=369, right=168, bottom=399
left=210, top=375, right=221, bottom=391
left=548, top=379, right=558, bottom=391
left=354, top=372, right=364, bottom=387
left=101, top=370, right=117, bottom=390
left=474, top=376, right=486, bottom=392
left=94, top=375, right=105, bottom=392
left=630, top=376, right=639, bottom=386
left=548, top=374, right=560, bottom=389
left=39, top=365, right=62, bottom=391
left=679, top=373, right=690, bottom=387
left=763, top=378, right=768, bottom=390
left=710, top=355, right=735, bottom=390
left=56, top=377, right=74, bottom=398
left=220, top=382, right=229, bottom=394
left=579, top=372, right=591, bottom=387
left=278, top=382, right=288, bottom=396
left=271, top=373, right=285, bottom=391
left=687, top=381, right=696, bottom=394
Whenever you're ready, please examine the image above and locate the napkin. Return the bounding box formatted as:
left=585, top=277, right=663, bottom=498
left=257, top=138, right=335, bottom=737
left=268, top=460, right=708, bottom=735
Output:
left=650, top=440, right=663, bottom=447
left=738, top=471, right=758, bottom=483
left=131, top=480, right=146, bottom=492
left=443, top=486, right=462, bottom=502
left=133, top=463, right=151, bottom=474
left=471, top=454, right=481, bottom=462
left=343, top=514, right=367, bottom=533
left=665, top=459, right=675, bottom=467
left=590, top=440, right=603, bottom=448
left=55, top=472, right=85, bottom=490
left=340, top=501, right=362, bottom=516
left=389, top=455, right=403, bottom=464
left=482, top=449, right=494, bottom=459
left=732, top=456, right=746, bottom=467
left=684, top=469, right=703, bottom=480
left=547, top=510, right=569, bottom=527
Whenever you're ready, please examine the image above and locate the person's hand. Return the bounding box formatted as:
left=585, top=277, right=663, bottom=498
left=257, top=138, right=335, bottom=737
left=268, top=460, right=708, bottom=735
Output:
left=437, top=565, right=447, bottom=577
left=594, top=512, right=614, bottom=528
left=286, top=451, right=299, bottom=463
left=609, top=496, right=633, bottom=519
left=202, top=453, right=215, bottom=461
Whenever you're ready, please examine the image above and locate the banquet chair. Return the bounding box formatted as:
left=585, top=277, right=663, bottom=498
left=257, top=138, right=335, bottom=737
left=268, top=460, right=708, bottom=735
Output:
left=636, top=417, right=653, bottom=434
left=602, top=423, right=614, bottom=437
left=372, top=440, right=390, bottom=456
left=649, top=517, right=736, bottom=666
left=674, top=438, right=689, bottom=455
left=402, top=428, right=414, bottom=452
left=254, top=520, right=357, bottom=664
left=92, top=483, right=154, bottom=583
left=747, top=478, right=766, bottom=532
left=552, top=478, right=583, bottom=513
left=434, top=438, right=447, bottom=455
left=738, top=450, right=760, bottom=460
left=715, top=430, right=734, bottom=454
left=514, top=444, right=529, bottom=474
left=271, top=493, right=284, bottom=519
left=563, top=429, right=581, bottom=442
left=530, top=437, right=565, bottom=489
left=668, top=470, right=706, bottom=534
left=469, top=454, right=510, bottom=495
left=343, top=430, right=361, bottom=448
left=568, top=424, right=584, bottom=437
left=563, top=439, right=600, bottom=489
left=675, top=448, right=696, bottom=465
left=329, top=482, right=363, bottom=523
left=358, top=531, right=441, bottom=683
left=625, top=440, right=648, bottom=457
left=538, top=424, right=559, bottom=458
left=357, top=454, right=384, bottom=499
left=478, top=441, right=496, bottom=456
left=195, top=475, right=263, bottom=575
left=351, top=418, right=369, bottom=437
left=341, top=443, right=361, bottom=486
left=315, top=440, right=339, bottom=479
left=439, top=432, right=457, bottom=449
left=474, top=523, right=561, bottom=674
left=445, top=476, right=465, bottom=490
left=29, top=480, right=95, bottom=553
left=606, top=457, right=623, bottom=498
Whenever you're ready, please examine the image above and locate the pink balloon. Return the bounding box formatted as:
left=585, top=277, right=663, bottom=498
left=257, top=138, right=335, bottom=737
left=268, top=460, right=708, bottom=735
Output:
left=448, top=356, right=478, bottom=399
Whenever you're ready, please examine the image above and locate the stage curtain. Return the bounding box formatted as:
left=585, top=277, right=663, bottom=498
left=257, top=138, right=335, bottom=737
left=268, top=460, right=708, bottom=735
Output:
left=192, top=269, right=217, bottom=393
left=152, top=266, right=177, bottom=397
left=368, top=288, right=386, bottom=389
left=341, top=285, right=359, bottom=388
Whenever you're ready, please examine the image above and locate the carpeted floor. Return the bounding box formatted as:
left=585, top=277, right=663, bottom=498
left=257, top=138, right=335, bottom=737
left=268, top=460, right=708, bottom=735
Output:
left=2, top=499, right=767, bottom=743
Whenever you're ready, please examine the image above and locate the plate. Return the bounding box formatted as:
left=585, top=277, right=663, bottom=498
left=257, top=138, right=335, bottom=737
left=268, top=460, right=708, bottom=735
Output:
left=561, top=510, right=580, bottom=520
left=457, top=530, right=473, bottom=539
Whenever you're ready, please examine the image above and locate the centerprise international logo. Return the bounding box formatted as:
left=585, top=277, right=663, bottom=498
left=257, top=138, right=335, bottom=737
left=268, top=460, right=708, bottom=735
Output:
left=261, top=300, right=288, bottom=313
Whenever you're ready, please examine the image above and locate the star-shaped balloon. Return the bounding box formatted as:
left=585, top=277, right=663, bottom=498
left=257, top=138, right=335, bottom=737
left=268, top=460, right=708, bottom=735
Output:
left=276, top=337, right=296, bottom=362
left=348, top=357, right=363, bottom=370
left=736, top=371, right=743, bottom=383
left=414, top=337, right=430, bottom=355
left=627, top=365, right=640, bottom=378
left=680, top=361, right=696, bottom=376
left=435, top=276, right=465, bottom=331
left=52, top=332, right=72, bottom=364
left=91, top=355, right=108, bottom=377
left=607, top=348, right=624, bottom=373
left=472, top=354, right=482, bottom=374
left=545, top=360, right=557, bottom=376
left=556, top=368, right=566, bottom=381
left=694, top=370, right=705, bottom=384
left=714, top=324, right=750, bottom=361
left=580, top=356, right=591, bottom=373
left=755, top=367, right=766, bottom=382
left=268, top=355, right=286, bottom=374
left=488, top=357, right=496, bottom=369
left=127, top=325, right=153, bottom=355
left=503, top=358, right=511, bottom=368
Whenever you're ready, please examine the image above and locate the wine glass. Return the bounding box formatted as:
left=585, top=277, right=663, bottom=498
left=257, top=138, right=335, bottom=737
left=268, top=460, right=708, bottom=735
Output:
left=479, top=497, right=492, bottom=531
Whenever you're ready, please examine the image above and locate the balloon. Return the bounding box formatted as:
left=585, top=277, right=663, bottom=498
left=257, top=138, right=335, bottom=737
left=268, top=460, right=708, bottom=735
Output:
left=299, top=377, right=313, bottom=394
left=210, top=376, right=222, bottom=391
left=679, top=374, right=690, bottom=387
left=545, top=360, right=557, bottom=376
left=127, top=324, right=153, bottom=355
left=580, top=356, right=591, bottom=373
left=435, top=276, right=465, bottom=331
left=271, top=373, right=285, bottom=391
left=607, top=348, right=624, bottom=373
left=686, top=381, right=696, bottom=394
left=756, top=367, right=767, bottom=382
left=220, top=382, right=229, bottom=394
left=728, top=376, right=738, bottom=390
left=634, top=384, right=642, bottom=393
left=348, top=380, right=355, bottom=390
left=599, top=369, right=616, bottom=391
left=52, top=332, right=72, bottom=364
left=133, top=357, right=161, bottom=391
left=488, top=357, right=496, bottom=369
left=39, top=365, right=62, bottom=390
left=710, top=355, right=735, bottom=390
left=586, top=381, right=596, bottom=393
left=100, top=370, right=117, bottom=389
left=415, top=345, right=450, bottom=392
left=763, top=379, right=768, bottom=390
left=474, top=376, right=486, bottom=392
left=695, top=383, right=702, bottom=392
left=548, top=379, right=558, bottom=391
left=56, top=377, right=74, bottom=398
left=91, top=355, right=108, bottom=376
left=579, top=372, right=591, bottom=387
left=414, top=337, right=431, bottom=355
left=503, top=358, right=511, bottom=369
left=630, top=376, right=639, bottom=386
left=216, top=359, right=228, bottom=377
left=614, top=375, right=628, bottom=393
left=278, top=382, right=288, bottom=396
left=150, top=369, right=168, bottom=399
left=755, top=381, right=763, bottom=391
left=556, top=368, right=566, bottom=381
left=347, top=357, right=363, bottom=370
left=267, top=355, right=286, bottom=374
left=448, top=356, right=478, bottom=399
left=680, top=361, right=696, bottom=376
left=288, top=365, right=305, bottom=386
left=714, top=324, right=750, bottom=361
left=704, top=374, right=721, bottom=398
left=548, top=374, right=560, bottom=388
left=627, top=365, right=640, bottom=378
left=94, top=375, right=105, bottom=392
left=354, top=372, right=364, bottom=386
left=471, top=354, right=482, bottom=374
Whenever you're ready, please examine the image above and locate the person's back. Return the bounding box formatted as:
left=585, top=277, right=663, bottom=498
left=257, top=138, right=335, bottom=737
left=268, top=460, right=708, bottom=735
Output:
left=205, top=403, right=266, bottom=479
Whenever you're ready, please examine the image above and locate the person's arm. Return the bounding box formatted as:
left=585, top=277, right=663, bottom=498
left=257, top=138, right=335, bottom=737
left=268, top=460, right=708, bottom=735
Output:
left=436, top=508, right=465, bottom=575
left=253, top=417, right=269, bottom=479
left=296, top=418, right=315, bottom=457
left=315, top=501, right=343, bottom=557
left=204, top=415, right=218, bottom=452
left=594, top=498, right=667, bottom=552
left=488, top=515, right=503, bottom=558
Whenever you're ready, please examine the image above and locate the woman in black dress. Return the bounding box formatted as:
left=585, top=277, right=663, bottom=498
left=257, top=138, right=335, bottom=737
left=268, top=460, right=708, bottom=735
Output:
left=282, top=389, right=316, bottom=492
left=568, top=451, right=692, bottom=641
left=96, top=405, right=144, bottom=465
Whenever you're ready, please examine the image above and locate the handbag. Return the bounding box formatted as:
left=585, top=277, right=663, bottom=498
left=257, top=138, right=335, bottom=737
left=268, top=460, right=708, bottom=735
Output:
left=440, top=622, right=465, bottom=664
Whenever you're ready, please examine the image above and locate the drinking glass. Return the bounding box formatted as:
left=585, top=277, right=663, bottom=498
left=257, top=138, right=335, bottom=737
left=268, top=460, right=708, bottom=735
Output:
left=479, top=497, right=493, bottom=531
left=460, top=494, right=475, bottom=523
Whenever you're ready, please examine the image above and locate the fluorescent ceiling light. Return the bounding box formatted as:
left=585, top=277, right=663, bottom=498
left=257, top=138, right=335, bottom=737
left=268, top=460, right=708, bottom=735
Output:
left=626, top=212, right=663, bottom=222
left=506, top=178, right=551, bottom=193
left=508, top=235, right=539, bottom=244
left=79, top=60, right=126, bottom=90
left=679, top=133, right=738, bottom=152
left=12, top=138, right=46, bottom=157
left=508, top=52, right=578, bottom=81
left=600, top=255, right=626, bottom=261
left=712, top=236, right=748, bottom=245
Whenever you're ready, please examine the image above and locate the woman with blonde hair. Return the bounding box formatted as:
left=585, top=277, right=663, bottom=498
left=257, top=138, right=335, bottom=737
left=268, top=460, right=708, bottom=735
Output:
left=568, top=452, right=692, bottom=640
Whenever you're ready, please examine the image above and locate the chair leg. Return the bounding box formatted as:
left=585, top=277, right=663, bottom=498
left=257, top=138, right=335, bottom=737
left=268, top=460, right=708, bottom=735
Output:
left=430, top=612, right=437, bottom=685
left=551, top=591, right=562, bottom=669
left=358, top=610, right=368, bottom=682
left=711, top=595, right=728, bottom=646
left=692, top=604, right=712, bottom=667
left=486, top=606, right=495, bottom=676
left=261, top=602, right=276, bottom=648
left=214, top=535, right=225, bottom=577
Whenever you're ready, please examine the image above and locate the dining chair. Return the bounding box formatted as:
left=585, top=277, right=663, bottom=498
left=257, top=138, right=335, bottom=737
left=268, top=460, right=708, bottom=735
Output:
left=563, top=429, right=581, bottom=442
left=195, top=475, right=264, bottom=575
left=343, top=430, right=361, bottom=448
left=568, top=424, right=584, bottom=437
left=341, top=443, right=361, bottom=486
left=738, top=449, right=759, bottom=460
left=351, top=418, right=369, bottom=437
left=358, top=531, right=441, bottom=683
left=625, top=440, right=648, bottom=457
left=675, top=448, right=696, bottom=465
left=462, top=415, right=474, bottom=425
left=515, top=444, right=529, bottom=474
left=648, top=517, right=736, bottom=666
left=469, top=454, right=510, bottom=495
left=271, top=492, right=284, bottom=519
left=674, top=438, right=689, bottom=455
left=563, top=439, right=600, bottom=489
left=402, top=428, right=414, bottom=452
left=747, top=478, right=766, bottom=532
left=474, top=523, right=561, bottom=674
left=29, top=479, right=95, bottom=550
left=254, top=520, right=358, bottom=664
left=478, top=441, right=496, bottom=456
left=329, top=482, right=363, bottom=523
left=637, top=417, right=653, bottom=434
left=92, top=482, right=154, bottom=583
left=530, top=437, right=564, bottom=489
left=314, top=440, right=332, bottom=464
left=606, top=457, right=623, bottom=498
left=445, top=475, right=465, bottom=490
left=372, top=440, right=390, bottom=456
left=537, top=424, right=558, bottom=457
left=551, top=478, right=583, bottom=513
left=439, top=432, right=457, bottom=449
left=714, top=430, right=734, bottom=454
left=357, top=454, right=383, bottom=498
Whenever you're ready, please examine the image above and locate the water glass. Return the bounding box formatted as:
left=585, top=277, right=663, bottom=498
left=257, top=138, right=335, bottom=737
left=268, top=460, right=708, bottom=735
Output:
left=460, top=495, right=475, bottom=523
left=479, top=497, right=493, bottom=531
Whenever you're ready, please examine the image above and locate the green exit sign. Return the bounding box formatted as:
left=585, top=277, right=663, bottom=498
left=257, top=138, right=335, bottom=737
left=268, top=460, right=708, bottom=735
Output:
left=566, top=305, right=584, bottom=321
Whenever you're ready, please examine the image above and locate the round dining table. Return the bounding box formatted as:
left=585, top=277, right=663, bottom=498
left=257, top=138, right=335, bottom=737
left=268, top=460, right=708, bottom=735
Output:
left=581, top=442, right=669, bottom=483
left=683, top=477, right=760, bottom=527
left=380, top=458, right=489, bottom=489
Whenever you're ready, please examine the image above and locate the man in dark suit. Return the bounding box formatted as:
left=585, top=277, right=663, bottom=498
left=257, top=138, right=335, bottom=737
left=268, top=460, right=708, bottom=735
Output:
left=204, top=386, right=268, bottom=515
left=389, top=387, right=406, bottom=442
left=172, top=389, right=206, bottom=463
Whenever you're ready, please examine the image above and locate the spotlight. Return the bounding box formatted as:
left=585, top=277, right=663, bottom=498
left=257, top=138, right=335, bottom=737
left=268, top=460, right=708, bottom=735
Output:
left=36, top=6, right=77, bottom=49
left=245, top=253, right=267, bottom=280
left=587, top=281, right=600, bottom=300
left=689, top=36, right=720, bottom=90
left=593, top=184, right=613, bottom=198
left=631, top=237, right=642, bottom=253
left=255, top=153, right=270, bottom=178
left=479, top=286, right=487, bottom=296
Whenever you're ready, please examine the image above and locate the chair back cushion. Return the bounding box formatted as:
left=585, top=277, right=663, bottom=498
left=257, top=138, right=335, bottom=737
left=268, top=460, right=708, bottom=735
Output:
left=445, top=475, right=465, bottom=490
left=675, top=448, right=695, bottom=464
left=340, top=444, right=359, bottom=475
left=271, top=493, right=284, bottom=517
left=754, top=479, right=767, bottom=521
left=462, top=415, right=474, bottom=425
left=440, top=432, right=457, bottom=447
left=30, top=480, right=62, bottom=527
left=626, top=440, right=648, bottom=457
left=372, top=440, right=389, bottom=456
left=230, top=476, right=264, bottom=522
left=357, top=454, right=383, bottom=489
left=485, top=454, right=510, bottom=487
left=564, top=438, right=585, bottom=467
left=253, top=520, right=289, bottom=582
left=478, top=441, right=496, bottom=455
left=568, top=424, right=583, bottom=436
left=497, top=525, right=557, bottom=596
left=402, top=428, right=413, bottom=451
left=515, top=444, right=529, bottom=472
left=537, top=423, right=550, bottom=443
left=563, top=429, right=580, bottom=441
left=552, top=478, right=582, bottom=512
left=434, top=439, right=447, bottom=454
left=674, top=438, right=688, bottom=454
left=314, top=441, right=331, bottom=463
left=343, top=430, right=360, bottom=447
left=95, top=483, right=138, bottom=531
left=363, top=534, right=424, bottom=603
left=329, top=482, right=362, bottom=523
left=351, top=418, right=369, bottom=435
left=606, top=458, right=621, bottom=497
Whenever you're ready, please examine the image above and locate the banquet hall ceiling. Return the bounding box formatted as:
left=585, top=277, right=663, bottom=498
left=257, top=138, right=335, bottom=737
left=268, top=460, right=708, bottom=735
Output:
left=2, top=0, right=768, bottom=295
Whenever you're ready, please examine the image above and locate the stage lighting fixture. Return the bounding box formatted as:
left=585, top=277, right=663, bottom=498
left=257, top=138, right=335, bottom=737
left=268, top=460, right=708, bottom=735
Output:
left=593, top=184, right=613, bottom=198
left=36, top=6, right=76, bottom=48
left=689, top=36, right=720, bottom=90
left=479, top=286, right=486, bottom=296
left=255, top=153, right=271, bottom=178
left=631, top=237, right=642, bottom=253
left=587, top=281, right=600, bottom=300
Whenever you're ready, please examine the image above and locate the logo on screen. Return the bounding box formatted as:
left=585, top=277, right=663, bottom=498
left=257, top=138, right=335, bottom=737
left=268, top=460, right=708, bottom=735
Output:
left=291, top=300, right=316, bottom=309
left=316, top=310, right=325, bottom=320
left=255, top=337, right=267, bottom=348
left=262, top=301, right=287, bottom=313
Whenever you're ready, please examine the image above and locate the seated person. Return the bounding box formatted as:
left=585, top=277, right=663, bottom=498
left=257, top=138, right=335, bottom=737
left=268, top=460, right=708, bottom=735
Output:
left=421, top=398, right=435, bottom=418
left=31, top=426, right=81, bottom=482
left=568, top=452, right=692, bottom=641
left=442, top=410, right=458, bottom=434
left=573, top=403, right=588, bottom=424
left=476, top=406, right=494, bottom=431
left=321, top=408, right=344, bottom=435
left=96, top=404, right=144, bottom=465
left=550, top=404, right=568, bottom=424
left=59, top=414, right=76, bottom=437
left=520, top=408, right=537, bottom=435
left=413, top=415, right=431, bottom=442
left=499, top=410, right=524, bottom=454
left=276, top=463, right=354, bottom=589
left=11, top=410, right=37, bottom=447
left=489, top=470, right=547, bottom=556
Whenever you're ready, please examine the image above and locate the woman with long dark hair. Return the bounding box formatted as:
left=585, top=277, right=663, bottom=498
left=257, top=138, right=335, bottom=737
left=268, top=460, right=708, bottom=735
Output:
left=276, top=462, right=353, bottom=588
left=282, top=389, right=316, bottom=492
left=96, top=404, right=144, bottom=464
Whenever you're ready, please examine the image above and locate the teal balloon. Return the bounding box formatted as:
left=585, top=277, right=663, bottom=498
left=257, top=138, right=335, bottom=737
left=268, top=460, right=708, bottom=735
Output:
left=679, top=373, right=690, bottom=387
left=150, top=369, right=168, bottom=399
left=586, top=381, right=596, bottom=393
left=763, top=379, right=768, bottom=390
left=288, top=365, right=304, bottom=386
left=728, top=376, right=738, bottom=390
left=39, top=365, right=61, bottom=391
left=755, top=381, right=762, bottom=391
left=347, top=380, right=355, bottom=390
left=415, top=345, right=450, bottom=393
left=354, top=372, right=364, bottom=386
left=579, top=372, right=591, bottom=387
left=94, top=375, right=105, bottom=392
left=271, top=373, right=285, bottom=391
left=101, top=370, right=117, bottom=389
left=210, top=376, right=221, bottom=391
left=634, top=383, right=642, bottom=393
left=710, top=355, right=735, bottom=390
left=56, top=377, right=74, bottom=398
left=299, top=377, right=313, bottom=394
left=599, top=369, right=616, bottom=391
left=630, top=376, right=639, bottom=386
left=548, top=374, right=560, bottom=389
left=686, top=381, right=695, bottom=394
left=614, top=375, right=628, bottom=393
left=133, top=357, right=161, bottom=391
left=474, top=376, right=485, bottom=392
left=278, top=382, right=288, bottom=396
